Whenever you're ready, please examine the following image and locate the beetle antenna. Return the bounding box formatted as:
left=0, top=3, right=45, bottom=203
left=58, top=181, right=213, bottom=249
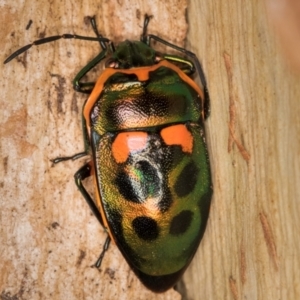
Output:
left=4, top=34, right=110, bottom=64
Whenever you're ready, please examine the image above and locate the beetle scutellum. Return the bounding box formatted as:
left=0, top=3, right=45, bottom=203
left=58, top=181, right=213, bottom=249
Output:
left=4, top=15, right=212, bottom=292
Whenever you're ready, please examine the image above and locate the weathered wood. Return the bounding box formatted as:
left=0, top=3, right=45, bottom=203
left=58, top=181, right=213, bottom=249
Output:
left=181, top=0, right=300, bottom=299
left=0, top=1, right=186, bottom=299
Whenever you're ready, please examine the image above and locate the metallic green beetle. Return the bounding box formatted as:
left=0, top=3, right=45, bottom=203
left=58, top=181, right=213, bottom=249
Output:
left=4, top=15, right=213, bottom=292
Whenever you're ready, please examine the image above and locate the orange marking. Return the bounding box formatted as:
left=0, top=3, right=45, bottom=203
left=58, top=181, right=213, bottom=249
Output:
left=161, top=124, right=193, bottom=153
left=83, top=60, right=204, bottom=133
left=112, top=131, right=148, bottom=163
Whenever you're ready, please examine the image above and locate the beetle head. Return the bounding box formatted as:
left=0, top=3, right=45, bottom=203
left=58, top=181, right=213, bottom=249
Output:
left=106, top=40, right=158, bottom=69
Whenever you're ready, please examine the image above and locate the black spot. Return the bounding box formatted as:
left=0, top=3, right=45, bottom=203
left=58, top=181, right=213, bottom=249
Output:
left=169, top=210, right=193, bottom=235
left=166, top=145, right=185, bottom=170
left=115, top=171, right=140, bottom=203
left=158, top=186, right=173, bottom=213
left=132, top=216, right=159, bottom=241
left=174, top=161, right=199, bottom=197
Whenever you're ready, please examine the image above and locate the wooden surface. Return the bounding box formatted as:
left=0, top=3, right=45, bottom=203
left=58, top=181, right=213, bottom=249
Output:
left=0, top=1, right=185, bottom=299
left=182, top=0, right=300, bottom=299
left=1, top=0, right=300, bottom=300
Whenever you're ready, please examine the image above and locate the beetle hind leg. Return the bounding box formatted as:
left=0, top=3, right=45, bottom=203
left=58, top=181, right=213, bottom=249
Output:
left=74, top=162, right=103, bottom=225
left=75, top=163, right=112, bottom=268
left=94, top=236, right=111, bottom=269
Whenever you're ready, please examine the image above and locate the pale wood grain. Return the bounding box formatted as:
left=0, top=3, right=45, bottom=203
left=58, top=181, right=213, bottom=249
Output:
left=182, top=0, right=300, bottom=299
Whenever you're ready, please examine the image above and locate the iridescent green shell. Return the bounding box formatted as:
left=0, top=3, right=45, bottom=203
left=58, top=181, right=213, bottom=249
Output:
left=89, top=63, right=212, bottom=291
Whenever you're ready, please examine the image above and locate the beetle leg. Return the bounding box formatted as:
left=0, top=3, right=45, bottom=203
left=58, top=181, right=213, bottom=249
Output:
left=140, top=14, right=153, bottom=43
left=74, top=162, right=104, bottom=226
left=72, top=49, right=108, bottom=93
left=162, top=53, right=210, bottom=119
left=71, top=16, right=117, bottom=94
left=140, top=14, right=210, bottom=118
left=94, top=236, right=111, bottom=269
left=143, top=34, right=210, bottom=119
left=161, top=54, right=196, bottom=75
left=74, top=163, right=111, bottom=268
left=51, top=102, right=91, bottom=165
left=146, top=34, right=204, bottom=78
left=89, top=16, right=107, bottom=51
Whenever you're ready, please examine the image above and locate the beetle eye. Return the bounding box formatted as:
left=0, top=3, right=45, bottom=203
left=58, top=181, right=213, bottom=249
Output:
left=154, top=52, right=163, bottom=62
left=105, top=58, right=117, bottom=68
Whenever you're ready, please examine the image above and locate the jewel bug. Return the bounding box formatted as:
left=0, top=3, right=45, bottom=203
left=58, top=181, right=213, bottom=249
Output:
left=4, top=15, right=213, bottom=292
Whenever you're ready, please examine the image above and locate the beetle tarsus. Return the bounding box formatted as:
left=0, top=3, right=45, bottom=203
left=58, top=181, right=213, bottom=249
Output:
left=94, top=236, right=111, bottom=269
